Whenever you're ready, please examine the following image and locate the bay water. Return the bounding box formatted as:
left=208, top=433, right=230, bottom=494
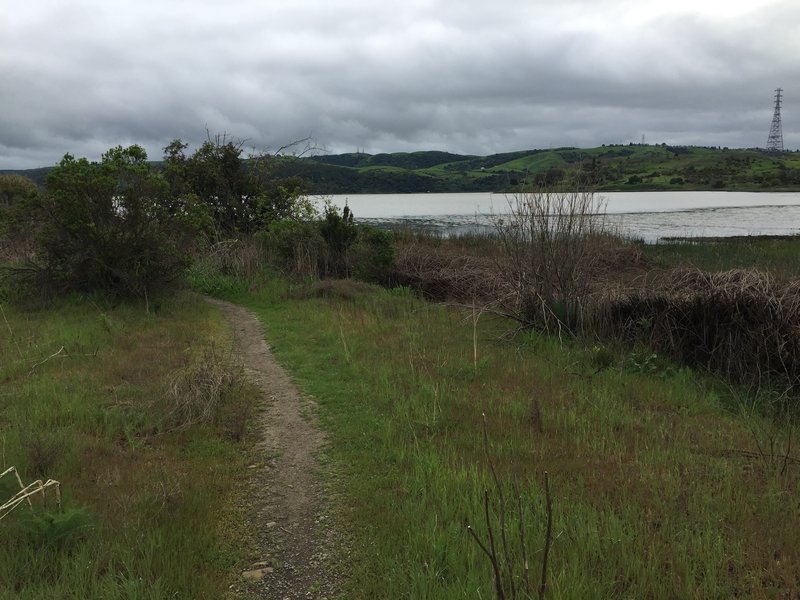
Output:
left=319, top=191, right=800, bottom=242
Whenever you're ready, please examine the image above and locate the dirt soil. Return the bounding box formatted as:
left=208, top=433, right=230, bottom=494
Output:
left=208, top=298, right=343, bottom=599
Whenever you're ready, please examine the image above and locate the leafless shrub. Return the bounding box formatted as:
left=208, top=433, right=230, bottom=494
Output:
left=492, top=186, right=609, bottom=336
left=466, top=414, right=554, bottom=599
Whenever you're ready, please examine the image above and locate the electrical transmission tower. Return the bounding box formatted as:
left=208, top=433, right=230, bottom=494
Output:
left=766, top=88, right=784, bottom=152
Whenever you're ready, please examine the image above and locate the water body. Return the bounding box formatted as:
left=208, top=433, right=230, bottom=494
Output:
left=320, top=191, right=800, bottom=242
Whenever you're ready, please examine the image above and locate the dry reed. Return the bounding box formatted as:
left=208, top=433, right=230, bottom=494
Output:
left=163, top=343, right=243, bottom=429
left=601, top=267, right=800, bottom=393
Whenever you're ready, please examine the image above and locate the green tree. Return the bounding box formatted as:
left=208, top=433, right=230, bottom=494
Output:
left=36, top=145, right=193, bottom=296
left=183, top=137, right=248, bottom=235
left=163, top=136, right=312, bottom=238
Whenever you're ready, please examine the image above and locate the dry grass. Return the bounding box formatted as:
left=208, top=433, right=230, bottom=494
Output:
left=393, top=238, right=510, bottom=303
left=393, top=232, right=645, bottom=320
left=393, top=230, right=798, bottom=398
left=163, top=342, right=244, bottom=429
left=207, top=238, right=265, bottom=279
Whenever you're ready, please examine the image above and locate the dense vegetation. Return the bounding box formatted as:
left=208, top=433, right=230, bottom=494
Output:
left=1, top=138, right=310, bottom=299
left=6, top=144, right=800, bottom=194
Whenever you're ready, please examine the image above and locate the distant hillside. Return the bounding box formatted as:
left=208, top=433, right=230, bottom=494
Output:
left=6, top=145, right=800, bottom=194
left=310, top=150, right=474, bottom=170
left=279, top=145, right=800, bottom=194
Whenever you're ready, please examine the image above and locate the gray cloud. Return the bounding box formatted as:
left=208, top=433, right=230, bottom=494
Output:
left=2, top=0, right=799, bottom=168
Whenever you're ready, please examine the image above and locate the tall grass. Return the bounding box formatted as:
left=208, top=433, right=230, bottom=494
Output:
left=0, top=293, right=258, bottom=598
left=644, top=236, right=800, bottom=281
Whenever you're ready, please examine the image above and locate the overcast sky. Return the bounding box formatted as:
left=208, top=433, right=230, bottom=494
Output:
left=2, top=0, right=799, bottom=168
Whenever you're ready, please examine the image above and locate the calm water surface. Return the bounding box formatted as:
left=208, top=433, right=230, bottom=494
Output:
left=321, top=191, right=800, bottom=242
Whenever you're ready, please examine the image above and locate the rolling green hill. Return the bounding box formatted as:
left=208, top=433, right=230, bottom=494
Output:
left=276, top=144, right=800, bottom=193
left=6, top=145, right=800, bottom=194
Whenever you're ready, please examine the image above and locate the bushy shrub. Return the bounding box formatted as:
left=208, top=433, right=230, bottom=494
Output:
left=0, top=174, right=40, bottom=261
left=351, top=225, right=395, bottom=284
left=259, top=219, right=325, bottom=278
left=318, top=204, right=357, bottom=277
left=31, top=146, right=200, bottom=297
left=257, top=206, right=394, bottom=284
left=162, top=136, right=313, bottom=237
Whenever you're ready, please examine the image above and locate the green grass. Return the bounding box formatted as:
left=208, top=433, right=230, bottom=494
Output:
left=643, top=236, right=800, bottom=280
left=11, top=231, right=793, bottom=598
left=214, top=275, right=800, bottom=599
left=0, top=292, right=257, bottom=599
left=488, top=151, right=568, bottom=173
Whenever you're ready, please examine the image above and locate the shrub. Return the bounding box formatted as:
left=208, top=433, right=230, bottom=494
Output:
left=29, top=146, right=199, bottom=297
left=493, top=186, right=608, bottom=335
left=260, top=219, right=325, bottom=279
left=351, top=225, right=395, bottom=284
left=260, top=205, right=370, bottom=281
left=603, top=268, right=800, bottom=394
left=318, top=204, right=357, bottom=277
left=0, top=174, right=40, bottom=261
left=162, top=136, right=314, bottom=237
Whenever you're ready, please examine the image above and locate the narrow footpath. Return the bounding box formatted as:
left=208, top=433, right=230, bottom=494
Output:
left=207, top=298, right=342, bottom=600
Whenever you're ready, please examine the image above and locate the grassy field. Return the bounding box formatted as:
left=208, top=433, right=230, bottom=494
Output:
left=3, top=233, right=800, bottom=598
left=0, top=292, right=258, bottom=599
left=209, top=265, right=799, bottom=599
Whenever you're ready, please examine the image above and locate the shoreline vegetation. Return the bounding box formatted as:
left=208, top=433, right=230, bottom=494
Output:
left=5, top=143, right=800, bottom=195
left=2, top=141, right=799, bottom=597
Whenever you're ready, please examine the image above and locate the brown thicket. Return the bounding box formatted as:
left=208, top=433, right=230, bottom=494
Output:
left=600, top=268, right=800, bottom=393
left=392, top=238, right=511, bottom=304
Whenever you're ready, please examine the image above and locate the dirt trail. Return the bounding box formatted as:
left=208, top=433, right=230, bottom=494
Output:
left=207, top=298, right=341, bottom=599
